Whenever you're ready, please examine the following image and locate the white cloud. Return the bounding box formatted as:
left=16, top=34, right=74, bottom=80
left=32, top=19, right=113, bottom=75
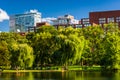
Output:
left=0, top=8, right=9, bottom=22
left=42, top=17, right=57, bottom=25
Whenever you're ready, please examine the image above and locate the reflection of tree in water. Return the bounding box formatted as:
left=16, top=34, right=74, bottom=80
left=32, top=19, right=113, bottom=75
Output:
left=61, top=71, right=76, bottom=80
left=15, top=72, right=25, bottom=80
left=0, top=72, right=1, bottom=76
left=15, top=72, right=34, bottom=80
left=26, top=72, right=34, bottom=80
left=32, top=72, right=66, bottom=79
left=101, top=70, right=118, bottom=78
left=34, top=72, right=53, bottom=79
left=0, top=71, right=120, bottom=80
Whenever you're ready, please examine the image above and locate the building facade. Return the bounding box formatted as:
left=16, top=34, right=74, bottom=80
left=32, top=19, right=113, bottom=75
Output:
left=52, top=14, right=79, bottom=28
left=9, top=10, right=41, bottom=32
left=79, top=18, right=91, bottom=28
left=42, top=17, right=57, bottom=25
left=89, top=10, right=120, bottom=28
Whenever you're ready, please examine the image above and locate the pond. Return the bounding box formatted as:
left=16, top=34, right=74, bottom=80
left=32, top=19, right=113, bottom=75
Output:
left=0, top=71, right=120, bottom=80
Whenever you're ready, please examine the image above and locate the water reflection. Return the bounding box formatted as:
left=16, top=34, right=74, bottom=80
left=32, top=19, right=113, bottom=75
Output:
left=0, top=71, right=120, bottom=80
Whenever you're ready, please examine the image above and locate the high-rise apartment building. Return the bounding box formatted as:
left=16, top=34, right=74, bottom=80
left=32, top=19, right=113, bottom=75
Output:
left=9, top=10, right=41, bottom=32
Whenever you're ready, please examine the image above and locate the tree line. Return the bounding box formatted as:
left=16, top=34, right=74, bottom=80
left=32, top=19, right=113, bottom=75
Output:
left=0, top=23, right=120, bottom=70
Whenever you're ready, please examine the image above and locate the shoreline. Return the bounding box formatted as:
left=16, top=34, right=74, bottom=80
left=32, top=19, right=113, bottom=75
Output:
left=2, top=69, right=101, bottom=73
left=1, top=66, right=104, bottom=72
left=2, top=70, right=63, bottom=73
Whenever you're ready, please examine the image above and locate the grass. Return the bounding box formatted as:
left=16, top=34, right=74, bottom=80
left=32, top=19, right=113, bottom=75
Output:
left=2, top=65, right=102, bottom=72
left=68, top=65, right=101, bottom=71
left=2, top=70, right=62, bottom=73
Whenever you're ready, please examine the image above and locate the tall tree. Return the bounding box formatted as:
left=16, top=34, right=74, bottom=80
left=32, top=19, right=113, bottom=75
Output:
left=0, top=41, right=10, bottom=66
left=9, top=43, right=34, bottom=69
left=81, top=25, right=105, bottom=66
left=101, top=32, right=120, bottom=70
left=33, top=32, right=60, bottom=68
left=53, top=27, right=85, bottom=67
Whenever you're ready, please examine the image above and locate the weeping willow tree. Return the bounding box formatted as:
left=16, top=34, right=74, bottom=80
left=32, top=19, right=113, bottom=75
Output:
left=0, top=41, right=10, bottom=66
left=18, top=44, right=34, bottom=69
left=53, top=27, right=85, bottom=67
left=10, top=43, right=34, bottom=69
left=32, top=31, right=61, bottom=69
left=101, top=32, right=120, bottom=70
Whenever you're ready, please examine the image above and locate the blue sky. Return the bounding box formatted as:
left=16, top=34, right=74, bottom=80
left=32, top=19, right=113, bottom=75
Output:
left=0, top=0, right=120, bottom=32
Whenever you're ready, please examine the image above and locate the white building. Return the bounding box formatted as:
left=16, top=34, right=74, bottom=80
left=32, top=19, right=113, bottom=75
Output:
left=52, top=15, right=79, bottom=26
left=42, top=17, right=57, bottom=25
left=9, top=10, right=41, bottom=32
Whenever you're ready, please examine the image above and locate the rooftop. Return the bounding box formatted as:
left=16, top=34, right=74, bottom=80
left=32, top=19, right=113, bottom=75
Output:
left=90, top=10, right=120, bottom=13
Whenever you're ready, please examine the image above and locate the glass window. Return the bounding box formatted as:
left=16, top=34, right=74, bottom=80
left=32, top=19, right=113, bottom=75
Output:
left=99, top=18, right=106, bottom=24
left=83, top=18, right=89, bottom=21
left=83, top=21, right=89, bottom=24
left=107, top=17, right=114, bottom=23
left=116, top=17, right=120, bottom=22
left=76, top=24, right=82, bottom=28
left=82, top=18, right=89, bottom=24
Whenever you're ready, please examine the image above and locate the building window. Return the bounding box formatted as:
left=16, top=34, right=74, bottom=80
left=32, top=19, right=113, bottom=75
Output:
left=84, top=24, right=91, bottom=27
left=116, top=17, right=120, bottom=22
left=83, top=18, right=89, bottom=21
left=76, top=24, right=82, bottom=28
left=83, top=21, right=89, bottom=24
left=82, top=18, right=89, bottom=24
left=99, top=18, right=106, bottom=24
left=107, top=17, right=114, bottom=23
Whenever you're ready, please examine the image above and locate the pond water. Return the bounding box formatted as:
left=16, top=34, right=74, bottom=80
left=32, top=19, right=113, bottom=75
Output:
left=0, top=71, right=120, bottom=80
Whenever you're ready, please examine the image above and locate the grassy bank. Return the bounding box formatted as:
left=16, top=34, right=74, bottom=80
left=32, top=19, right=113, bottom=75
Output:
left=2, top=70, right=62, bottom=73
left=68, top=65, right=101, bottom=71
left=2, top=66, right=101, bottom=72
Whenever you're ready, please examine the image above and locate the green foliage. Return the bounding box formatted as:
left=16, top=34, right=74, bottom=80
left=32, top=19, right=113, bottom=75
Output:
left=37, top=25, right=57, bottom=34
left=81, top=26, right=105, bottom=66
left=18, top=44, right=34, bottom=69
left=0, top=32, right=27, bottom=44
left=0, top=32, right=33, bottom=69
left=8, top=42, right=19, bottom=68
left=32, top=32, right=60, bottom=68
left=101, top=33, right=120, bottom=69
left=1, top=23, right=120, bottom=70
left=0, top=41, right=10, bottom=66
left=9, top=43, right=34, bottom=69
left=53, top=27, right=85, bottom=66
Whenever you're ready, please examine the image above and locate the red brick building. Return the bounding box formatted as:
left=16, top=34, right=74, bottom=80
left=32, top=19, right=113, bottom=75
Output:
left=89, top=10, right=120, bottom=27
